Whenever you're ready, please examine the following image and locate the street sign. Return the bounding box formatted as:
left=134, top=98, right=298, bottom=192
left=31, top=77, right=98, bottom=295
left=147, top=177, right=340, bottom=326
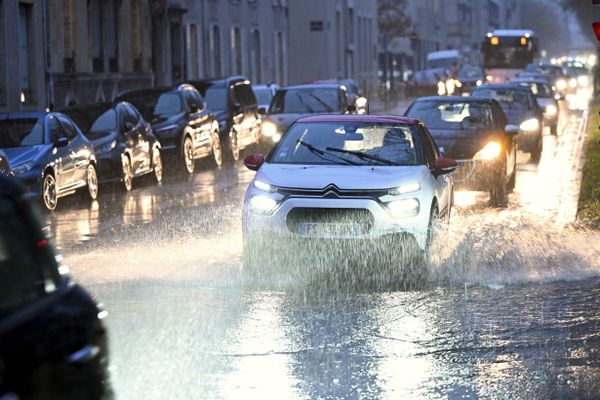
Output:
left=409, top=31, right=419, bottom=43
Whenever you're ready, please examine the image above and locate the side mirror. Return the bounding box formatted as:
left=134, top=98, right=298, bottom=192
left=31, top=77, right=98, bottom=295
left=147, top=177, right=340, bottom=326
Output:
left=244, top=154, right=265, bottom=171
left=434, top=156, right=458, bottom=175
left=55, top=137, right=69, bottom=148
left=505, top=124, right=520, bottom=135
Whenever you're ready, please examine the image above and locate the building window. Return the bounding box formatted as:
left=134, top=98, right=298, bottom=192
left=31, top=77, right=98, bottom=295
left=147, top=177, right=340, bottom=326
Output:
left=170, top=21, right=182, bottom=81
left=274, top=31, right=284, bottom=85
left=106, top=0, right=118, bottom=73
left=188, top=24, right=199, bottom=79
left=210, top=25, right=221, bottom=77
left=131, top=0, right=142, bottom=72
left=348, top=8, right=354, bottom=45
left=18, top=3, right=35, bottom=104
left=0, top=0, right=5, bottom=106
left=249, top=29, right=261, bottom=83
left=89, top=0, right=104, bottom=73
left=231, top=27, right=242, bottom=76
left=62, top=0, right=75, bottom=73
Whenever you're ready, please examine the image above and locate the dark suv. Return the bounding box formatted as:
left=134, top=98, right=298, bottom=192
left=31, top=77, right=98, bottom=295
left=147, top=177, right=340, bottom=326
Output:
left=186, top=77, right=262, bottom=162
left=0, top=176, right=111, bottom=399
left=115, top=84, right=222, bottom=173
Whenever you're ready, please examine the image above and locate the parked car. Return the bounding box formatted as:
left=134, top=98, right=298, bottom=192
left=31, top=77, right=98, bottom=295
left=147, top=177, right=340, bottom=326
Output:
left=472, top=84, right=544, bottom=162
left=186, top=76, right=262, bottom=161
left=407, top=68, right=448, bottom=97
left=252, top=83, right=280, bottom=114
left=512, top=78, right=560, bottom=135
left=261, top=84, right=357, bottom=147
left=0, top=149, right=13, bottom=176
left=456, top=65, right=485, bottom=94
left=63, top=102, right=163, bottom=191
left=116, top=84, right=222, bottom=173
left=242, top=114, right=457, bottom=279
left=0, top=175, right=111, bottom=399
left=405, top=97, right=518, bottom=205
left=313, top=79, right=369, bottom=113
left=0, top=112, right=98, bottom=211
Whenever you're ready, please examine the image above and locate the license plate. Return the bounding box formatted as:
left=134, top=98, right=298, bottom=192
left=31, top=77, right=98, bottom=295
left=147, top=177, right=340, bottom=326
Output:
left=299, top=222, right=361, bottom=238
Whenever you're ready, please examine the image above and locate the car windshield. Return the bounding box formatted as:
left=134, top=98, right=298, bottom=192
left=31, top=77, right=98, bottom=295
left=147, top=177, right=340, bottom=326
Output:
left=90, top=109, right=117, bottom=133
left=458, top=67, right=483, bottom=79
left=120, top=92, right=163, bottom=121
left=270, top=89, right=341, bottom=114
left=153, top=93, right=184, bottom=118
left=407, top=101, right=493, bottom=130
left=0, top=195, right=45, bottom=319
left=525, top=65, right=561, bottom=77
left=269, top=122, right=421, bottom=166
left=514, top=82, right=552, bottom=97
left=0, top=118, right=45, bottom=148
left=204, top=87, right=228, bottom=111
left=473, top=88, right=530, bottom=110
left=253, top=88, right=273, bottom=105
left=563, top=66, right=589, bottom=76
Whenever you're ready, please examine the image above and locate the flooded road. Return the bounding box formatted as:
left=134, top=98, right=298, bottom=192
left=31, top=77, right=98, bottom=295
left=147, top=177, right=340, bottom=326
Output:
left=44, top=101, right=600, bottom=399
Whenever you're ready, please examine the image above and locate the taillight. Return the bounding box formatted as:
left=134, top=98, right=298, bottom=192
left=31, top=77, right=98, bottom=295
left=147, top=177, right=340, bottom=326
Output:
left=594, top=22, right=600, bottom=41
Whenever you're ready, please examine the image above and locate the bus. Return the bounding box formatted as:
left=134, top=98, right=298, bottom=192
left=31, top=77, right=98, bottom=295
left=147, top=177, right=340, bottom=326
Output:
left=482, top=29, right=539, bottom=83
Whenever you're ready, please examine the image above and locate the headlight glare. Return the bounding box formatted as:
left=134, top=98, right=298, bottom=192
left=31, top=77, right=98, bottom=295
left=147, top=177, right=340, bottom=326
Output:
left=569, top=78, right=578, bottom=88
left=545, top=104, right=558, bottom=116
left=389, top=182, right=421, bottom=195
left=262, top=121, right=277, bottom=137
left=474, top=141, right=502, bottom=160
left=249, top=195, right=278, bottom=215
left=254, top=179, right=277, bottom=193
left=437, top=81, right=446, bottom=96
left=387, top=198, right=420, bottom=218
left=476, top=80, right=483, bottom=86
left=577, top=76, right=589, bottom=87
left=95, top=140, right=117, bottom=154
left=556, top=79, right=567, bottom=91
left=520, top=118, right=540, bottom=132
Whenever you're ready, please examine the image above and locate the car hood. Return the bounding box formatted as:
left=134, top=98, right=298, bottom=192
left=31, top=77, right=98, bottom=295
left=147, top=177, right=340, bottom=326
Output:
left=88, top=131, right=119, bottom=147
left=2, top=145, right=49, bottom=167
left=257, top=163, right=428, bottom=190
left=266, top=113, right=310, bottom=133
left=428, top=129, right=493, bottom=160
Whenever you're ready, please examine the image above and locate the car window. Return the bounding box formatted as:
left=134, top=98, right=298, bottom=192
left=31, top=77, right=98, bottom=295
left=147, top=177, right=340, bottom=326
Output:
left=253, top=88, right=273, bottom=105
left=269, top=122, right=423, bottom=166
left=270, top=88, right=342, bottom=114
left=0, top=118, right=45, bottom=147
left=406, top=101, right=494, bottom=131
left=204, top=87, right=228, bottom=111
left=0, top=195, right=45, bottom=319
left=242, top=85, right=257, bottom=107
left=90, top=109, right=117, bottom=133
left=57, top=115, right=79, bottom=140
left=125, top=104, right=142, bottom=128
left=189, top=89, right=204, bottom=110
left=419, top=127, right=438, bottom=168
left=48, top=115, right=64, bottom=143
left=154, top=92, right=184, bottom=118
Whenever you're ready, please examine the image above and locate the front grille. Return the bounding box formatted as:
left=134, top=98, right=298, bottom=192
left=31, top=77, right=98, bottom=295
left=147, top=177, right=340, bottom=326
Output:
left=286, top=208, right=374, bottom=235
left=277, top=185, right=389, bottom=200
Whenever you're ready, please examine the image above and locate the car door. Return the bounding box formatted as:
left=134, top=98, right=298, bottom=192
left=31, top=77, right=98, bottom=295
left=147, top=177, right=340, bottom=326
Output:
left=126, top=105, right=151, bottom=174
left=57, top=115, right=88, bottom=187
left=46, top=115, right=72, bottom=189
left=421, top=127, right=451, bottom=215
left=184, top=89, right=211, bottom=154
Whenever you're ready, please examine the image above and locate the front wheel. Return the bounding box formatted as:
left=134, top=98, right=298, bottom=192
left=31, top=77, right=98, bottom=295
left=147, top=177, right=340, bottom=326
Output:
left=489, top=179, right=508, bottom=207
left=121, top=156, right=133, bottom=192
left=229, top=129, right=240, bottom=162
left=182, top=136, right=195, bottom=174
left=211, top=130, right=223, bottom=168
left=153, top=148, right=163, bottom=184
left=530, top=137, right=543, bottom=163
left=86, top=164, right=99, bottom=201
left=42, top=173, right=59, bottom=211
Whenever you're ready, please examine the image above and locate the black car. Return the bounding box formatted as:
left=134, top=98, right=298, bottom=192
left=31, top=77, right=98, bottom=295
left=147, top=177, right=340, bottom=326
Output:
left=313, top=79, right=368, bottom=113
left=0, top=176, right=111, bottom=399
left=524, top=62, right=568, bottom=94
left=512, top=78, right=560, bottom=135
left=406, top=96, right=518, bottom=205
left=0, top=149, right=13, bottom=176
left=0, top=112, right=99, bottom=211
left=261, top=84, right=357, bottom=148
left=63, top=102, right=163, bottom=191
left=472, top=84, right=544, bottom=162
left=186, top=76, right=261, bottom=162
left=456, top=66, right=485, bottom=94
left=115, top=84, right=222, bottom=173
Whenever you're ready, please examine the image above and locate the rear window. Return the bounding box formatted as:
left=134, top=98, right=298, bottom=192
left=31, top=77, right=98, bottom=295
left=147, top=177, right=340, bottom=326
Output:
left=472, top=88, right=530, bottom=110
left=407, top=101, right=494, bottom=130
left=270, top=88, right=342, bottom=114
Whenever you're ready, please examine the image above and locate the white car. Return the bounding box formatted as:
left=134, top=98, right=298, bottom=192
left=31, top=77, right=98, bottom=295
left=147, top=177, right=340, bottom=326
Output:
left=242, top=115, right=457, bottom=278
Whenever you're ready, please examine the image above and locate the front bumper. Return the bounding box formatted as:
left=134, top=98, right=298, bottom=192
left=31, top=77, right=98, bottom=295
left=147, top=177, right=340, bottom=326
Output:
left=452, top=159, right=504, bottom=192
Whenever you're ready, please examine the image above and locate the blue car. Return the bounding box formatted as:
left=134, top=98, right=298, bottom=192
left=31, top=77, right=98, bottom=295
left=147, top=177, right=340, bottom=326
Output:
left=0, top=112, right=98, bottom=211
left=0, top=149, right=12, bottom=176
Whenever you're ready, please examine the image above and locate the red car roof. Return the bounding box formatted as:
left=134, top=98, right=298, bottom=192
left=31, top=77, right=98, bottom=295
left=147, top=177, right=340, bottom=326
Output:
left=296, top=114, right=421, bottom=125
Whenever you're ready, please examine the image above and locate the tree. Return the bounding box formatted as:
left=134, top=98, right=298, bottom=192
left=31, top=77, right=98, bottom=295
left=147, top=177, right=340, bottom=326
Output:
left=378, top=0, right=411, bottom=38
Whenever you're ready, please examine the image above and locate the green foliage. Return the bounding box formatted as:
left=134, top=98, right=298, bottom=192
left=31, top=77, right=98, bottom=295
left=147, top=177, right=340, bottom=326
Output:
left=378, top=0, right=411, bottom=38
left=578, top=104, right=600, bottom=226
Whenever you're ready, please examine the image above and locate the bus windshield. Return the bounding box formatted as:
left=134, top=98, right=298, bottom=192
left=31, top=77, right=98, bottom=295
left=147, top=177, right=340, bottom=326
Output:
left=483, top=36, right=537, bottom=69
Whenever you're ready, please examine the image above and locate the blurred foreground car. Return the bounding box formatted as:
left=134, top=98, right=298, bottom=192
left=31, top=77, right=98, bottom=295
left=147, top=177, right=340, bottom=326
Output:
left=0, top=176, right=111, bottom=399
left=0, top=149, right=13, bottom=176
left=0, top=112, right=98, bottom=211
left=407, top=68, right=448, bottom=97
left=64, top=102, right=163, bottom=191
left=405, top=97, right=518, bottom=205
left=472, top=84, right=544, bottom=162
left=252, top=83, right=279, bottom=114
left=242, top=115, right=457, bottom=278
left=512, top=78, right=560, bottom=135
left=116, top=84, right=222, bottom=173
left=261, top=84, right=357, bottom=147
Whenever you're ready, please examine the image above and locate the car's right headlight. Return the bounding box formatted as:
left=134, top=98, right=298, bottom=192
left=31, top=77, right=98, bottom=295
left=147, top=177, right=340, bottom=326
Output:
left=474, top=141, right=502, bottom=160
left=387, top=198, right=420, bottom=219
left=13, top=161, right=34, bottom=175
left=254, top=179, right=277, bottom=193
left=545, top=104, right=558, bottom=117
left=95, top=140, right=117, bottom=154
left=388, top=182, right=421, bottom=195
left=248, top=195, right=279, bottom=215
left=262, top=120, right=278, bottom=138
left=520, top=118, right=540, bottom=132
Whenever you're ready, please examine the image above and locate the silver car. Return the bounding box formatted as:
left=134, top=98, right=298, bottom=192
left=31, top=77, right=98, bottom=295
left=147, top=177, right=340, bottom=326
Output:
left=242, top=114, right=457, bottom=279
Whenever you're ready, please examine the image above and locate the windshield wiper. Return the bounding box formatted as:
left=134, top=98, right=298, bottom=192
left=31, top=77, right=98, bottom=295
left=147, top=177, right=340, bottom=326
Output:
left=326, top=147, right=398, bottom=166
left=295, top=93, right=315, bottom=114
left=296, top=140, right=358, bottom=165
left=307, top=94, right=334, bottom=112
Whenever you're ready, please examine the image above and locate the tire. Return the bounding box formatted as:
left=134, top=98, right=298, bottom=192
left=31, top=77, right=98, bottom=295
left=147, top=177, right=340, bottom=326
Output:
left=152, top=148, right=163, bottom=184
left=182, top=136, right=195, bottom=174
left=489, top=178, right=508, bottom=207
left=530, top=137, right=543, bottom=163
left=122, top=155, right=133, bottom=192
left=86, top=164, right=99, bottom=201
left=210, top=130, right=223, bottom=168
left=229, top=129, right=240, bottom=162
left=507, top=168, right=516, bottom=193
left=42, top=173, right=59, bottom=211
left=550, top=124, right=558, bottom=136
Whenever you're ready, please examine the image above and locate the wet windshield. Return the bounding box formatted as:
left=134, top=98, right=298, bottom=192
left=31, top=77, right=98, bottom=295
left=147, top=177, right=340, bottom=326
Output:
left=270, top=122, right=421, bottom=166
left=0, top=118, right=45, bottom=147
left=270, top=88, right=342, bottom=114
left=472, top=88, right=530, bottom=110
left=153, top=93, right=184, bottom=118
left=458, top=67, right=483, bottom=79
left=407, top=102, right=493, bottom=130
left=204, top=87, right=228, bottom=111
left=90, top=109, right=117, bottom=133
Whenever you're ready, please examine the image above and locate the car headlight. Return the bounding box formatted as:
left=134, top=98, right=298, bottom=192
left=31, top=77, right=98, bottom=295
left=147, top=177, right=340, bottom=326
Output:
left=445, top=80, right=456, bottom=95
left=13, top=161, right=34, bottom=175
left=578, top=76, right=589, bottom=87
left=389, top=182, right=421, bottom=195
left=387, top=198, right=420, bottom=218
left=474, top=141, right=502, bottom=160
left=569, top=78, right=578, bottom=89
left=520, top=118, right=540, bottom=132
left=545, top=104, right=558, bottom=117
left=356, top=97, right=368, bottom=108
left=254, top=179, right=277, bottom=193
left=437, top=81, right=446, bottom=96
left=262, top=121, right=278, bottom=138
left=556, top=79, right=567, bottom=91
left=486, top=75, right=493, bottom=82
left=248, top=195, right=279, bottom=215
left=95, top=140, right=117, bottom=154
left=476, top=80, right=483, bottom=86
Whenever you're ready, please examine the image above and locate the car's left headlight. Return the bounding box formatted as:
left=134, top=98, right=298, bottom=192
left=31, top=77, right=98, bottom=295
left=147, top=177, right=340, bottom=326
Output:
left=476, top=80, right=483, bottom=86
left=254, top=179, right=277, bottom=193
left=545, top=104, right=558, bottom=117
left=262, top=120, right=278, bottom=138
left=389, top=182, right=421, bottom=195
left=248, top=195, right=279, bottom=215
left=13, top=161, right=34, bottom=175
left=474, top=141, right=502, bottom=160
left=520, top=118, right=540, bottom=132
left=387, top=198, right=420, bottom=218
left=95, top=140, right=117, bottom=154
